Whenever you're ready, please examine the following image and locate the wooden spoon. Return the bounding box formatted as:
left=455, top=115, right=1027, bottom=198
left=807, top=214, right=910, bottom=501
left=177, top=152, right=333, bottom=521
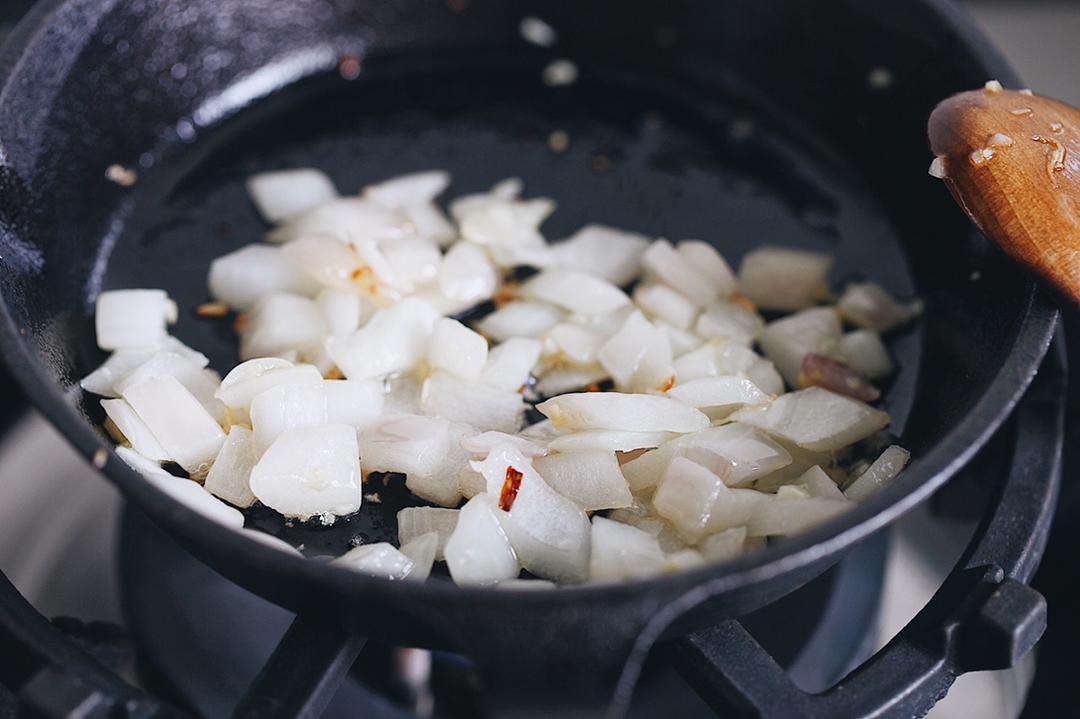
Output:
left=928, top=81, right=1080, bottom=304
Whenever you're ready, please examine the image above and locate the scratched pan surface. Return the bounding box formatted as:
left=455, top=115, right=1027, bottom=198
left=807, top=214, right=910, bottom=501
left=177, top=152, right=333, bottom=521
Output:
left=0, top=0, right=1055, bottom=687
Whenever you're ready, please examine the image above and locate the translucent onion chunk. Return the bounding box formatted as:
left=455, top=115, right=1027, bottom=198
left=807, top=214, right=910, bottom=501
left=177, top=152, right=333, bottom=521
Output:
left=95, top=289, right=177, bottom=351
left=534, top=450, right=632, bottom=511
left=249, top=424, right=361, bottom=519
left=844, top=445, right=910, bottom=501
left=738, top=246, right=832, bottom=312
left=333, top=542, right=414, bottom=580
left=537, top=392, right=709, bottom=434
left=444, top=494, right=520, bottom=586
left=246, top=168, right=337, bottom=223
left=204, top=426, right=258, bottom=508
left=397, top=507, right=460, bottom=561
left=588, top=516, right=665, bottom=581
left=730, top=387, right=890, bottom=452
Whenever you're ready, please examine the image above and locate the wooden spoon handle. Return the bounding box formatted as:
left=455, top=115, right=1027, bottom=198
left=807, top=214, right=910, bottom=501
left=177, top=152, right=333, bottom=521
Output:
left=928, top=82, right=1080, bottom=304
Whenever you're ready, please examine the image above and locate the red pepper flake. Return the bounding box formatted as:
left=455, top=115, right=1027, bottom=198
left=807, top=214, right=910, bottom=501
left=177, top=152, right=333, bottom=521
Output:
left=585, top=382, right=603, bottom=392
left=499, top=466, right=524, bottom=511
left=798, top=353, right=881, bottom=402
left=325, top=367, right=344, bottom=380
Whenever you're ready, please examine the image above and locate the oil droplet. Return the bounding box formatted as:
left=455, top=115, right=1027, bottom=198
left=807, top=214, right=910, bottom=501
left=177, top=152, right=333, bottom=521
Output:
left=547, top=129, right=570, bottom=154
left=867, top=67, right=893, bottom=90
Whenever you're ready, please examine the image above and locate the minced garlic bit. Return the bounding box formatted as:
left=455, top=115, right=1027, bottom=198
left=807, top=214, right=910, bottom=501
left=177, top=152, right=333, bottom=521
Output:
left=928, top=156, right=947, bottom=179
left=969, top=147, right=995, bottom=166
left=195, top=301, right=229, bottom=317
left=986, top=133, right=1014, bottom=148
left=1019, top=88, right=1034, bottom=96
left=542, top=59, right=578, bottom=87
left=105, top=164, right=138, bottom=187
left=519, top=16, right=557, bottom=47
left=547, top=129, right=570, bottom=153
left=984, top=79, right=1003, bottom=94
left=92, top=448, right=108, bottom=469
left=1050, top=122, right=1064, bottom=135
left=1009, top=107, right=1033, bottom=116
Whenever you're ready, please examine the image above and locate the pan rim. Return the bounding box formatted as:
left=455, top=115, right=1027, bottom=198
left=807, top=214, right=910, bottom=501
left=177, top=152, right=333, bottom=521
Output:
left=0, top=0, right=1058, bottom=614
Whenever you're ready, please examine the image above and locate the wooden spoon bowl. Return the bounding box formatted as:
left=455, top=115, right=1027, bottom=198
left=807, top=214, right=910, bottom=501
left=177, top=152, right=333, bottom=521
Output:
left=928, top=82, right=1080, bottom=305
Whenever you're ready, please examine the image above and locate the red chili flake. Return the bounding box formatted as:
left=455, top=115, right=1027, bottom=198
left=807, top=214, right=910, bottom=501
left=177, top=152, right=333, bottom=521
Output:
left=585, top=382, right=603, bottom=392
left=499, top=466, right=524, bottom=511
left=798, top=353, right=881, bottom=402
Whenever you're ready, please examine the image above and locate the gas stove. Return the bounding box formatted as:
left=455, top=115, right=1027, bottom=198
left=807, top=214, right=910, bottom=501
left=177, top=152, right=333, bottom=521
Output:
left=1, top=2, right=1077, bottom=718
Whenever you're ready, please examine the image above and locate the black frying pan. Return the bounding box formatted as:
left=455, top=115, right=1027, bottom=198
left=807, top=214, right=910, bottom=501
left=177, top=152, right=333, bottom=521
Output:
left=0, top=0, right=1058, bottom=716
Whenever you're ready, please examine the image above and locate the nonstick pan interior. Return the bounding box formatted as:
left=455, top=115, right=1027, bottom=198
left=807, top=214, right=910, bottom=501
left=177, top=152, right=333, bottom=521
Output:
left=93, top=56, right=922, bottom=558
left=0, top=0, right=1056, bottom=660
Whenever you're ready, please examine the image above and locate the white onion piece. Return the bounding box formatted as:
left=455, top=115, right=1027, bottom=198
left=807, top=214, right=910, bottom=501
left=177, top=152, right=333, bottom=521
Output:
left=362, top=170, right=450, bottom=208
left=333, top=543, right=414, bottom=580
left=208, top=244, right=320, bottom=310
left=444, top=494, right=520, bottom=585
left=240, top=293, right=328, bottom=361
left=324, top=379, right=384, bottom=431
left=597, top=311, right=674, bottom=393
left=694, top=302, right=765, bottom=346
left=481, top=337, right=542, bottom=392
left=382, top=238, right=442, bottom=288
left=245, top=168, right=337, bottom=223
left=777, top=484, right=811, bottom=499
left=101, top=398, right=170, bottom=462
left=458, top=466, right=486, bottom=499
left=536, top=392, right=709, bottom=433
left=549, top=224, right=650, bottom=286
left=477, top=301, right=563, bottom=343
left=250, top=424, right=361, bottom=518
left=731, top=387, right=890, bottom=451
left=653, top=457, right=766, bottom=542
left=95, top=289, right=176, bottom=351
left=668, top=376, right=770, bottom=416
left=250, top=383, right=328, bottom=456
left=117, top=447, right=245, bottom=528
left=121, top=375, right=225, bottom=476
left=520, top=270, right=629, bottom=316
left=462, top=431, right=548, bottom=458
left=427, top=318, right=488, bottom=381
left=114, top=352, right=227, bottom=425
left=404, top=202, right=457, bottom=247
left=837, top=282, right=917, bottom=333
left=660, top=322, right=704, bottom=356
left=798, top=465, right=844, bottom=499
left=266, top=198, right=405, bottom=244
left=359, top=413, right=451, bottom=484
left=438, top=242, right=498, bottom=305
left=399, top=531, right=439, bottom=581
left=546, top=429, right=675, bottom=453
left=534, top=450, right=632, bottom=511
left=738, top=246, right=833, bottom=312
left=448, top=177, right=522, bottom=221
left=837, top=330, right=895, bottom=380
left=240, top=530, right=303, bottom=556
left=673, top=340, right=784, bottom=396
left=662, top=548, right=706, bottom=573
left=546, top=323, right=604, bottom=366
left=316, top=288, right=365, bottom=336
left=397, top=507, right=459, bottom=561
left=747, top=495, right=852, bottom=536
left=758, top=307, right=842, bottom=387
left=478, top=445, right=591, bottom=583
left=676, top=240, right=738, bottom=297
left=216, top=361, right=322, bottom=412
left=205, top=426, right=257, bottom=508
left=640, top=240, right=718, bottom=307
left=844, top=445, right=910, bottom=501
left=420, top=372, right=523, bottom=434
left=633, top=283, right=699, bottom=330
left=404, top=422, right=471, bottom=508
left=699, top=526, right=748, bottom=563
left=82, top=338, right=208, bottom=398
left=588, top=517, right=665, bottom=582
left=280, top=234, right=370, bottom=294
left=325, top=298, right=438, bottom=380
left=533, top=365, right=609, bottom=397
left=621, top=423, right=792, bottom=491
left=383, top=374, right=423, bottom=415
